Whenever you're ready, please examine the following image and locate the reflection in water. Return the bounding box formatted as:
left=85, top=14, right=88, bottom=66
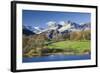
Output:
left=23, top=54, right=91, bottom=63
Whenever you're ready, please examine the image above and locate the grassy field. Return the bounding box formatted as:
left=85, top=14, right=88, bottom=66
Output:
left=46, top=40, right=91, bottom=53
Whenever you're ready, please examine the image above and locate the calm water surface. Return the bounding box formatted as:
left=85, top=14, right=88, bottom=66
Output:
left=23, top=54, right=91, bottom=63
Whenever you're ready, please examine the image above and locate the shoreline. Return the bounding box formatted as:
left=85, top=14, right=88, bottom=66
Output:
left=24, top=51, right=90, bottom=58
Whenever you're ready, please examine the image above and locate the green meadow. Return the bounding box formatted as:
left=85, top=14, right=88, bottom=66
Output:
left=46, top=40, right=91, bottom=54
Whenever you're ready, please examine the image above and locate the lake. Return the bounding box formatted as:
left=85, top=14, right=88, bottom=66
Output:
left=23, top=54, right=91, bottom=63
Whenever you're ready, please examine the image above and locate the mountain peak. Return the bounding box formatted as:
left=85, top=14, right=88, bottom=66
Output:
left=23, top=21, right=90, bottom=36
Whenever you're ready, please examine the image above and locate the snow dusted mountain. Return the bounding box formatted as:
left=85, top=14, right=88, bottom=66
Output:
left=46, top=21, right=90, bottom=33
left=45, top=21, right=90, bottom=39
left=58, top=21, right=71, bottom=32
left=46, top=21, right=58, bottom=31
left=23, top=21, right=90, bottom=38
left=80, top=22, right=91, bottom=31
left=33, top=27, right=43, bottom=34
left=23, top=25, right=35, bottom=36
left=23, top=25, right=45, bottom=35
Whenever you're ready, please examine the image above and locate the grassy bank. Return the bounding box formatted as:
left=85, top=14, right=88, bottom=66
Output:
left=23, top=40, right=91, bottom=57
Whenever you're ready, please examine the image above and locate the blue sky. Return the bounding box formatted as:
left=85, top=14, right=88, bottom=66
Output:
left=22, top=10, right=91, bottom=28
